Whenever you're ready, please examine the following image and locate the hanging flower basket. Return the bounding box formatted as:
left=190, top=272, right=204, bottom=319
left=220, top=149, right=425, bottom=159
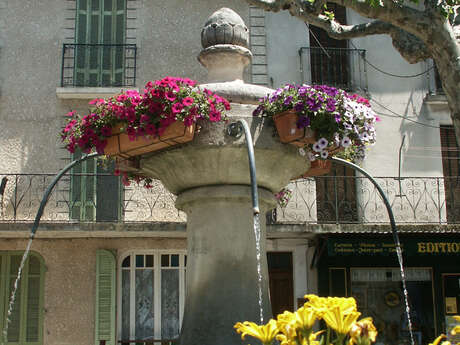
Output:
left=273, top=110, right=316, bottom=147
left=61, top=76, right=230, bottom=188
left=294, top=159, right=332, bottom=179
left=105, top=122, right=195, bottom=158
left=253, top=84, right=379, bottom=163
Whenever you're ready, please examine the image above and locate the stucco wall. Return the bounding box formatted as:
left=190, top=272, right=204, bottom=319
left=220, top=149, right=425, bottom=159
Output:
left=0, top=236, right=186, bottom=345
left=0, top=0, right=250, bottom=175
left=263, top=9, right=448, bottom=178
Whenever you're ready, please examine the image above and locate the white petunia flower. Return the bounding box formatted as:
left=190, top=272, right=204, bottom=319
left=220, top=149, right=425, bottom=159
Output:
left=341, top=136, right=352, bottom=147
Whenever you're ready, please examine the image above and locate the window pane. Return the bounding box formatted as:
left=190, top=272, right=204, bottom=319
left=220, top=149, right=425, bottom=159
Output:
left=136, top=255, right=144, bottom=268
left=171, top=255, right=179, bottom=267
left=91, top=0, right=99, bottom=11
left=122, top=256, right=130, bottom=268
left=146, top=255, right=153, bottom=268
left=135, top=270, right=154, bottom=339
left=104, top=0, right=112, bottom=11
left=122, top=270, right=130, bottom=340
left=161, top=270, right=179, bottom=339
left=161, top=255, right=169, bottom=267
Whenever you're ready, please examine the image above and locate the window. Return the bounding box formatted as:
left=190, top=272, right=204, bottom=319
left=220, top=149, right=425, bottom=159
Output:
left=350, top=267, right=435, bottom=345
left=119, top=252, right=186, bottom=342
left=440, top=126, right=460, bottom=223
left=308, top=4, right=351, bottom=90
left=70, top=151, right=122, bottom=221
left=75, top=0, right=126, bottom=86
left=315, top=163, right=358, bottom=223
left=0, top=252, right=45, bottom=344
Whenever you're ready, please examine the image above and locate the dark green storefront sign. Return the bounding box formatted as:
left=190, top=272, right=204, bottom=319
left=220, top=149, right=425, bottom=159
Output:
left=328, top=238, right=460, bottom=256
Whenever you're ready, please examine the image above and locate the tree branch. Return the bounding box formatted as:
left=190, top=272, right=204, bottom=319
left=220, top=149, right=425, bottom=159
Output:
left=298, top=12, right=431, bottom=63
left=323, top=0, right=436, bottom=39
left=244, top=0, right=292, bottom=12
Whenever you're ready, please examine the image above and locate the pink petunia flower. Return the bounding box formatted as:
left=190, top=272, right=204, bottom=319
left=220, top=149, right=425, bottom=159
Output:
left=182, top=97, right=194, bottom=106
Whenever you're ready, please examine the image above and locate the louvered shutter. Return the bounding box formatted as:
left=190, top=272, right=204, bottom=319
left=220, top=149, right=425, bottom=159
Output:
left=95, top=249, right=116, bottom=345
left=70, top=151, right=97, bottom=221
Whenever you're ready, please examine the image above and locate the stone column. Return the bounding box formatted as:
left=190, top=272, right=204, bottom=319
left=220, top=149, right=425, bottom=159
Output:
left=176, top=186, right=273, bottom=345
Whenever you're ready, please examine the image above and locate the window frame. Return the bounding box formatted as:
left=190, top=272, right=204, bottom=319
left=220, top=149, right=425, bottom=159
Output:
left=117, top=250, right=187, bottom=342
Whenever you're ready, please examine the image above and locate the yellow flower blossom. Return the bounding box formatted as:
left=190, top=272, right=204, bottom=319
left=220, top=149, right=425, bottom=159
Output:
left=234, top=319, right=279, bottom=345
left=321, top=305, right=361, bottom=336
left=305, top=295, right=360, bottom=336
left=348, top=317, right=377, bottom=345
left=277, top=306, right=319, bottom=338
left=451, top=315, right=460, bottom=335
left=429, top=334, right=451, bottom=345
left=277, top=330, right=324, bottom=345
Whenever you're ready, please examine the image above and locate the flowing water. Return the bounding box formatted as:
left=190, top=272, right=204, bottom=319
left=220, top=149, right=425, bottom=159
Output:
left=253, top=213, right=264, bottom=324
left=396, top=246, right=415, bottom=345
left=1, top=237, right=34, bottom=345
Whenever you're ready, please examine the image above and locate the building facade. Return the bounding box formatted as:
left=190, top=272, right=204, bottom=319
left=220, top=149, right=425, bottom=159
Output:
left=0, top=1, right=458, bottom=345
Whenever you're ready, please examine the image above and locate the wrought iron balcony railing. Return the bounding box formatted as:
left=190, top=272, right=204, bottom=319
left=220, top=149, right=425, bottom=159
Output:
left=61, top=44, right=137, bottom=87
left=299, top=47, right=367, bottom=92
left=0, top=174, right=458, bottom=224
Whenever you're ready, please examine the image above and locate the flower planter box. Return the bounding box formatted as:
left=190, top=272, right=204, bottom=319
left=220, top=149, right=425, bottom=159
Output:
left=104, top=121, right=195, bottom=158
left=293, top=159, right=332, bottom=179
left=273, top=110, right=316, bottom=147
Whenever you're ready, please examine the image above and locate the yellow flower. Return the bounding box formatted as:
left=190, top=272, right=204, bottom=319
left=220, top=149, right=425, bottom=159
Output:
left=429, top=334, right=451, bottom=345
left=321, top=304, right=361, bottom=336
left=277, top=307, right=319, bottom=337
left=277, top=330, right=324, bottom=345
left=349, top=317, right=378, bottom=345
left=234, top=319, right=279, bottom=345
left=451, top=315, right=460, bottom=335
left=305, top=295, right=360, bottom=336
left=277, top=311, right=299, bottom=339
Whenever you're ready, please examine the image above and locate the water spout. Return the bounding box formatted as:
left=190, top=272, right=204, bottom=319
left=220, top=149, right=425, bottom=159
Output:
left=227, top=120, right=264, bottom=324
left=331, top=157, right=415, bottom=345
left=1, top=152, right=100, bottom=344
left=227, top=120, right=260, bottom=215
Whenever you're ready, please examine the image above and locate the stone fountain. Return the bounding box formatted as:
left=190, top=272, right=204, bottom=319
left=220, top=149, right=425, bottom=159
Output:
left=139, top=8, right=309, bottom=345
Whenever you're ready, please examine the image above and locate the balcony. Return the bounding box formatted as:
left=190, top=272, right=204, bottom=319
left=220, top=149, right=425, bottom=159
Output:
left=60, top=44, right=137, bottom=88
left=0, top=174, right=459, bottom=225
left=299, top=47, right=367, bottom=92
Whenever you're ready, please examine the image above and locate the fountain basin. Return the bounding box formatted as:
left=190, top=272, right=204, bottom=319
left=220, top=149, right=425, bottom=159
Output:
left=140, top=105, right=310, bottom=195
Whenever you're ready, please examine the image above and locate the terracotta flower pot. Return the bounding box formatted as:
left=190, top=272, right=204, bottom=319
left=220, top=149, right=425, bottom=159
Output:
left=104, top=121, right=195, bottom=158
left=273, top=110, right=316, bottom=147
left=294, top=159, right=332, bottom=179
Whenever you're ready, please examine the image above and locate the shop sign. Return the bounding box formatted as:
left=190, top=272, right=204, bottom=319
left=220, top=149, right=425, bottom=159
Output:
left=328, top=239, right=460, bottom=256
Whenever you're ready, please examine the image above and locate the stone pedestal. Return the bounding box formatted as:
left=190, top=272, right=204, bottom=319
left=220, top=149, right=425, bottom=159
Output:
left=140, top=110, right=308, bottom=345
left=137, top=7, right=311, bottom=345
left=176, top=186, right=273, bottom=345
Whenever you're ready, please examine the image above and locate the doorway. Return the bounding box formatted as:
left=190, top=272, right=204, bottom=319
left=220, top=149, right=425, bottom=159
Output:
left=267, top=252, right=294, bottom=316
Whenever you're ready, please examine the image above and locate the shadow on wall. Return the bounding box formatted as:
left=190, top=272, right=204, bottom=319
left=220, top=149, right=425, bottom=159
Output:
left=399, top=100, right=444, bottom=176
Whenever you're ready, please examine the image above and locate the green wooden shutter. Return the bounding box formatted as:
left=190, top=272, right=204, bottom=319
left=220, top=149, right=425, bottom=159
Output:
left=95, top=249, right=116, bottom=345
left=76, top=0, right=126, bottom=86
left=70, top=151, right=97, bottom=221
left=0, top=253, right=44, bottom=345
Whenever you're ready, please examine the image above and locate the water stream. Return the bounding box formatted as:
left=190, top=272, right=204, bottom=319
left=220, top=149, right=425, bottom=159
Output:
left=1, top=153, right=98, bottom=344
left=396, top=246, right=415, bottom=345
left=253, top=213, right=264, bottom=324
left=1, top=237, right=34, bottom=345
